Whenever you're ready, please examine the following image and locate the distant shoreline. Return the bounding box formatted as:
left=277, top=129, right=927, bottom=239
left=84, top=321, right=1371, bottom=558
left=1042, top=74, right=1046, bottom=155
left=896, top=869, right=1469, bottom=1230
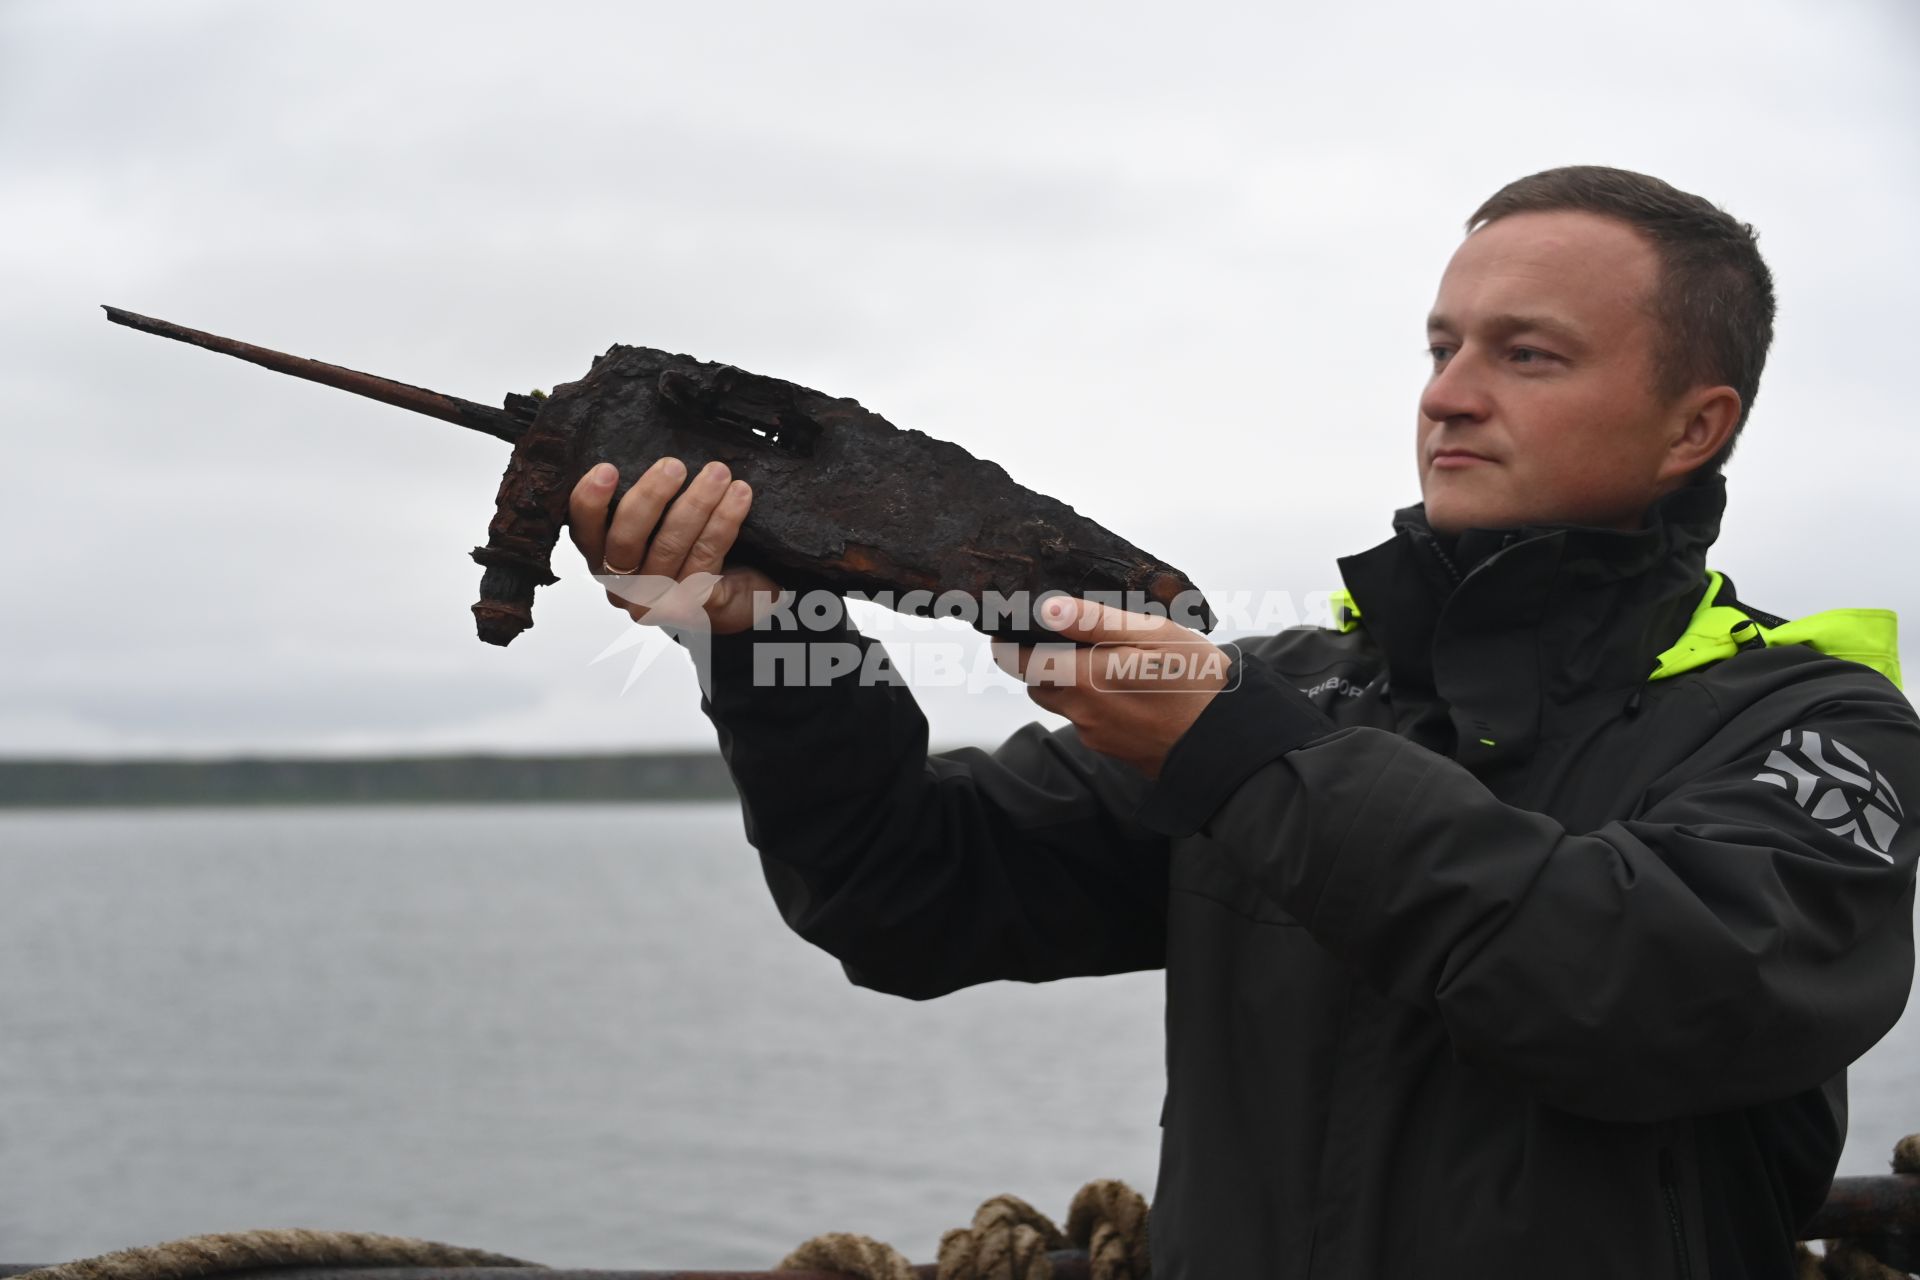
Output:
left=0, top=752, right=740, bottom=808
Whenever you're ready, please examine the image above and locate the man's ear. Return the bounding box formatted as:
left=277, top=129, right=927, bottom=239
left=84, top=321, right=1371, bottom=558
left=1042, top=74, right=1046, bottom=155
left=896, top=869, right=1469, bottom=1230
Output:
left=1657, top=385, right=1742, bottom=483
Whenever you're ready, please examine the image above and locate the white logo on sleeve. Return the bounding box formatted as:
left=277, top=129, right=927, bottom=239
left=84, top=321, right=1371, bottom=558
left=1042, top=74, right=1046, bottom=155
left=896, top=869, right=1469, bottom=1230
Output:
left=1754, top=730, right=1904, bottom=862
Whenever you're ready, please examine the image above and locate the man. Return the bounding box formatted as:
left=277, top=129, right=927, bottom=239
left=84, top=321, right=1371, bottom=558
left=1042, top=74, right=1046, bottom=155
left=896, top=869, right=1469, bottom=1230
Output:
left=567, top=167, right=1917, bottom=1278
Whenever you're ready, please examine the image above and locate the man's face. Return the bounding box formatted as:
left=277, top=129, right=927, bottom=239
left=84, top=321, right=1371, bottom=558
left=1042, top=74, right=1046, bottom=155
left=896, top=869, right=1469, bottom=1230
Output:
left=1418, top=209, right=1690, bottom=535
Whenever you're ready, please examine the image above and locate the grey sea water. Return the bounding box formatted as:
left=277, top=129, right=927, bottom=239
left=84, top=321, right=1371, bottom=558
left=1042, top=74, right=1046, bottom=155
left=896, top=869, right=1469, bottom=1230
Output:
left=0, top=804, right=1912, bottom=1269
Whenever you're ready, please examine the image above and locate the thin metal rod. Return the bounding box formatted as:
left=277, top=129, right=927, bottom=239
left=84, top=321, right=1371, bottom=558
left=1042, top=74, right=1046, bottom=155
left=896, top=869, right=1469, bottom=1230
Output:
left=102, top=306, right=526, bottom=444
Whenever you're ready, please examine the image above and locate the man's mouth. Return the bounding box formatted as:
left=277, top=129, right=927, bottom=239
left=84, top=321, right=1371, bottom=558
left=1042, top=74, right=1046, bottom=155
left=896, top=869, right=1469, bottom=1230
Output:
left=1430, top=448, right=1495, bottom=469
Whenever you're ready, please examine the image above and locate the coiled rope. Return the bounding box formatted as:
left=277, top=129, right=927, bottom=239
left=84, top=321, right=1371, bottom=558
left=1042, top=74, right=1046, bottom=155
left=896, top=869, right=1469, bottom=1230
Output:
left=10, top=1140, right=1918, bottom=1280
left=1, top=1230, right=537, bottom=1280
left=0, top=1181, right=1144, bottom=1280
left=778, top=1179, right=1149, bottom=1280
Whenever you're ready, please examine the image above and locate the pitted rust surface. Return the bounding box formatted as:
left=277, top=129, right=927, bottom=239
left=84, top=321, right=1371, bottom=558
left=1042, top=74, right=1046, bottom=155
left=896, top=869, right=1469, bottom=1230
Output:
left=104, top=309, right=1214, bottom=647
left=499, top=344, right=1213, bottom=645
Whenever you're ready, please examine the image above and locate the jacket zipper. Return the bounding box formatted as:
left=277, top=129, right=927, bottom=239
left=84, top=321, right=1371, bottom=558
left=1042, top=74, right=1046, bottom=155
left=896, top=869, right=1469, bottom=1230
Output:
left=1411, top=526, right=1522, bottom=589
left=1412, top=527, right=1465, bottom=586
left=1659, top=1147, right=1694, bottom=1280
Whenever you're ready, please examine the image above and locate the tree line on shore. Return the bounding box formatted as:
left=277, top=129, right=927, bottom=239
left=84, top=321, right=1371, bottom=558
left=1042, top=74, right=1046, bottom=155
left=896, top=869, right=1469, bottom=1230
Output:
left=0, top=753, right=740, bottom=807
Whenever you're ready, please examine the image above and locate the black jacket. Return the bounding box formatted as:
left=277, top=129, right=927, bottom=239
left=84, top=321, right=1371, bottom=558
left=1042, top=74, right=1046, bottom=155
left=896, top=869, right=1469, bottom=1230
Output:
left=688, top=474, right=1917, bottom=1278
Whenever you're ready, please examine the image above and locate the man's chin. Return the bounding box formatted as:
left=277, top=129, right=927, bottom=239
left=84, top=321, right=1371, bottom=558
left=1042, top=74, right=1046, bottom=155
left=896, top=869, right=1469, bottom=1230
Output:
left=1421, top=483, right=1527, bottom=537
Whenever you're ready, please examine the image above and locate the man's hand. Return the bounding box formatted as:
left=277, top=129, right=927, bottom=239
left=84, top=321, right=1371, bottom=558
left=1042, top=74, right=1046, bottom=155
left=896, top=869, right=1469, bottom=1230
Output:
left=992, top=596, right=1233, bottom=779
left=566, top=457, right=783, bottom=636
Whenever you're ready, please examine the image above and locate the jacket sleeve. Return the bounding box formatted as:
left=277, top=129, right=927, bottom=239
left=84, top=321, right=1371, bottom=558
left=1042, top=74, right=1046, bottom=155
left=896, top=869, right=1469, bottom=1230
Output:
left=1139, top=648, right=1920, bottom=1123
left=683, top=614, right=1171, bottom=1000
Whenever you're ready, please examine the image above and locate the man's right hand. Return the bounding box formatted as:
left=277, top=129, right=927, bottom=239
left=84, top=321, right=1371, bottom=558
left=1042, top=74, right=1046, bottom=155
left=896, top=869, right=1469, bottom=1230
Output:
left=566, top=457, right=783, bottom=636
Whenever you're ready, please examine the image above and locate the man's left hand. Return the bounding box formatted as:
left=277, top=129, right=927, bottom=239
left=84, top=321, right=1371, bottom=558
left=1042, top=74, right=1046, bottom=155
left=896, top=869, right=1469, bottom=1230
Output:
left=991, top=596, right=1233, bottom=779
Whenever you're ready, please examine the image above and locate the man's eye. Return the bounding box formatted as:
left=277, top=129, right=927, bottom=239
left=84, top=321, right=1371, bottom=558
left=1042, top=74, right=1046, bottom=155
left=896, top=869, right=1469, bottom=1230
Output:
left=1427, top=345, right=1453, bottom=365
left=1510, top=347, right=1554, bottom=365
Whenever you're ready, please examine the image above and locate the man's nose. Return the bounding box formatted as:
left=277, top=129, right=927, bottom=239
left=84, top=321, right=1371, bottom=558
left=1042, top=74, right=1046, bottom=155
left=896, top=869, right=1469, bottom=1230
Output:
left=1419, top=347, right=1492, bottom=424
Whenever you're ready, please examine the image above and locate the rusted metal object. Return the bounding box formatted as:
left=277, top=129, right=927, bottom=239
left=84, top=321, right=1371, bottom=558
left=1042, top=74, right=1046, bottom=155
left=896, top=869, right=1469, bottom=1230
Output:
left=101, top=308, right=530, bottom=444
left=104, top=309, right=1213, bottom=647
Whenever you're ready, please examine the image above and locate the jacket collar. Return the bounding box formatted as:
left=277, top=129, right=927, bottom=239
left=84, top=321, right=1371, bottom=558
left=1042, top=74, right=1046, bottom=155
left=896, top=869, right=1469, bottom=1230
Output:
left=1334, top=475, right=1727, bottom=761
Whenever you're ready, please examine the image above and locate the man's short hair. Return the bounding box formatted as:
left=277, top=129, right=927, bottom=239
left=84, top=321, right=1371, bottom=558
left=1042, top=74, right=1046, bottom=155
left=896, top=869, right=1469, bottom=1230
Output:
left=1466, top=166, right=1775, bottom=475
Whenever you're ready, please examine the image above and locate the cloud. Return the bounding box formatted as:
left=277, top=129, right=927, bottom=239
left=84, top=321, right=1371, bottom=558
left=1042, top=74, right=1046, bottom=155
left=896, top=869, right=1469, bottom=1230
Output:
left=2, top=0, right=1914, bottom=757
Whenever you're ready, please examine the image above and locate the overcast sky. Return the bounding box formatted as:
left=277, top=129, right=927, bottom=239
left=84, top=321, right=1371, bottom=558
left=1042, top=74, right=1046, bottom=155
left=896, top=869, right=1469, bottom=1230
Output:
left=2, top=0, right=1915, bottom=757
